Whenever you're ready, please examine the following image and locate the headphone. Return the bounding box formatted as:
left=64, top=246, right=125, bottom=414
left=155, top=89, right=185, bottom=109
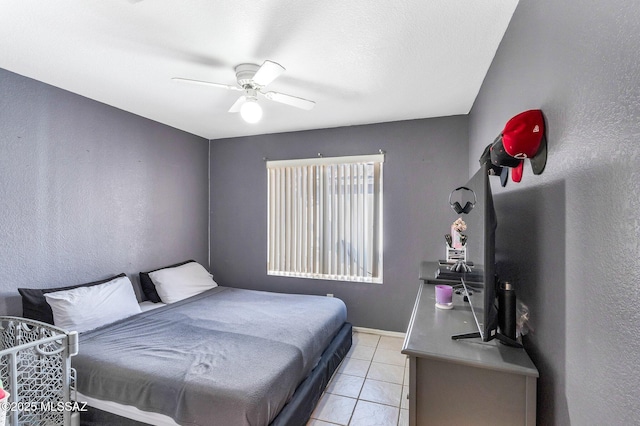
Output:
left=449, top=186, right=477, bottom=214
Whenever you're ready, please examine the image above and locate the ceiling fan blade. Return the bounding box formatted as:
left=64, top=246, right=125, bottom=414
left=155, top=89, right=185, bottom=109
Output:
left=252, top=60, right=285, bottom=87
left=172, top=77, right=242, bottom=91
left=263, top=91, right=316, bottom=110
left=228, top=96, right=247, bottom=113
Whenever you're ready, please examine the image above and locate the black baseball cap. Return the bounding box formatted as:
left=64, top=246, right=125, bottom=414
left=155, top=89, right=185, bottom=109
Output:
left=490, top=136, right=519, bottom=186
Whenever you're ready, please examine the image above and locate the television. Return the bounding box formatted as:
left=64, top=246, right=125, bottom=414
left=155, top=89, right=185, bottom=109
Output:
left=450, top=163, right=499, bottom=342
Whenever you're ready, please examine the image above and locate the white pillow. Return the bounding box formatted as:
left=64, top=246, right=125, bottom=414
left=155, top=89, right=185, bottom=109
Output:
left=44, top=275, right=141, bottom=333
left=149, top=262, right=217, bottom=304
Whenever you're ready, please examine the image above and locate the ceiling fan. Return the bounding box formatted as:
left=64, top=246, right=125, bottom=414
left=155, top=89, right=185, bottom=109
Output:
left=172, top=60, right=316, bottom=123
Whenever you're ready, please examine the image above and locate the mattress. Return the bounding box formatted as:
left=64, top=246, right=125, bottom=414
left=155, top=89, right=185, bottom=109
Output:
left=73, top=286, right=347, bottom=426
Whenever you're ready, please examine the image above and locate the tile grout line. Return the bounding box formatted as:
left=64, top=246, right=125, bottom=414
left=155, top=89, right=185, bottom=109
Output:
left=348, top=335, right=376, bottom=425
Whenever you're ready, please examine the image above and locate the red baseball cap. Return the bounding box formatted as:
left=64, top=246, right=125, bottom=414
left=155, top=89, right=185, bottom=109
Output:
left=488, top=110, right=548, bottom=184
left=503, top=109, right=548, bottom=179
left=502, top=109, right=544, bottom=159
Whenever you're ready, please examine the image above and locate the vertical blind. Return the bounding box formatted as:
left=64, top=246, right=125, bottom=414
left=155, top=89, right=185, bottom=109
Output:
left=266, top=154, right=384, bottom=283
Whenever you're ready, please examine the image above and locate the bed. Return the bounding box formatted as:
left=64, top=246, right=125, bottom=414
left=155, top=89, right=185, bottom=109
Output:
left=18, top=264, right=351, bottom=426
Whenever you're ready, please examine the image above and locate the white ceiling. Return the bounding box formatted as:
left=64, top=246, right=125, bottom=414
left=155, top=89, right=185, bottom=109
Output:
left=1, top=0, right=519, bottom=140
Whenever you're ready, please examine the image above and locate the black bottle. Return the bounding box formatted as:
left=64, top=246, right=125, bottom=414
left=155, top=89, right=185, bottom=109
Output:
left=498, top=281, right=516, bottom=340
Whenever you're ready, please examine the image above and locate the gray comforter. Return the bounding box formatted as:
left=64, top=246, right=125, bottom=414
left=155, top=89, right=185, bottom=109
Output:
left=73, top=286, right=347, bottom=426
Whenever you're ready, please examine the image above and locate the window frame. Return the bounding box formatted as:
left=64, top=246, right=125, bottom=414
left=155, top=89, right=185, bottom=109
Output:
left=266, top=154, right=384, bottom=284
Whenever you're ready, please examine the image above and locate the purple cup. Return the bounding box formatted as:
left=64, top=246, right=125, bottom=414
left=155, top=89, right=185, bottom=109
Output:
left=435, top=285, right=453, bottom=306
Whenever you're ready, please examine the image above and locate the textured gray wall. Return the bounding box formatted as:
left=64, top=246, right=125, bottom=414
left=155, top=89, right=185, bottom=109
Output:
left=0, top=68, right=209, bottom=314
left=468, top=0, right=640, bottom=424
left=210, top=117, right=469, bottom=331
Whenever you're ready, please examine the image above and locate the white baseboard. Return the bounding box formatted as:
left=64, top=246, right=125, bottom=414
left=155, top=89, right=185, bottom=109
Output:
left=352, top=326, right=405, bottom=338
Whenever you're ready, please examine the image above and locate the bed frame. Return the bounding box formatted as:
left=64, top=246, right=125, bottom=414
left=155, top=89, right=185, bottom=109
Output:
left=79, top=322, right=352, bottom=426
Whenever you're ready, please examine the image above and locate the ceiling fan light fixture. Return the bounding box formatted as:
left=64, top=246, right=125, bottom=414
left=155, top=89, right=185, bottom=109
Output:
left=240, top=98, right=262, bottom=123
left=173, top=60, right=315, bottom=122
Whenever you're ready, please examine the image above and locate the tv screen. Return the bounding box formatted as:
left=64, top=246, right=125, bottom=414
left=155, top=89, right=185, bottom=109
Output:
left=452, top=163, right=498, bottom=342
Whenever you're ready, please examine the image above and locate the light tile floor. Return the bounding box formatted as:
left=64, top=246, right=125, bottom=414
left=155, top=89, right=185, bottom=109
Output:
left=308, top=331, right=408, bottom=426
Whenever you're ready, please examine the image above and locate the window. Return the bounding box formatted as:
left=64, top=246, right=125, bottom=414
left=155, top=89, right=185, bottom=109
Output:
left=266, top=154, right=384, bottom=283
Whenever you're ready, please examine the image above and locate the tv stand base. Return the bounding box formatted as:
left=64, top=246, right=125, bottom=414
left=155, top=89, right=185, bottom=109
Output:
left=451, top=331, right=481, bottom=340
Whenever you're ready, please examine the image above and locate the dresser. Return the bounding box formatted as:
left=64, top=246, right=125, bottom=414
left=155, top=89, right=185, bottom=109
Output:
left=401, top=263, right=539, bottom=426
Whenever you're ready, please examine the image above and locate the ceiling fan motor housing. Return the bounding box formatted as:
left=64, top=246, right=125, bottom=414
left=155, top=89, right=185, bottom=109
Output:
left=235, top=63, right=260, bottom=88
